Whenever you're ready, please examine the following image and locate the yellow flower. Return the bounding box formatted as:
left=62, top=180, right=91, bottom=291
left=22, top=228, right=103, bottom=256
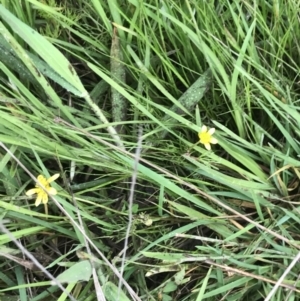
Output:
left=26, top=174, right=60, bottom=206
left=198, top=125, right=218, bottom=150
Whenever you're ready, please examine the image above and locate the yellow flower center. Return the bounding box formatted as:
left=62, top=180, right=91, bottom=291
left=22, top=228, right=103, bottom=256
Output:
left=37, top=175, right=50, bottom=189
left=26, top=174, right=60, bottom=207
left=199, top=132, right=212, bottom=144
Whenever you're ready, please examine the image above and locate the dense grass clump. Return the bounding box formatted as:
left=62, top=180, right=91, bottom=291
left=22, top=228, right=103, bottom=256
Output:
left=0, top=1, right=300, bottom=301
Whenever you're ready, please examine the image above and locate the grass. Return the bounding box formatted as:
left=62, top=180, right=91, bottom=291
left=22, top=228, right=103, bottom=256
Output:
left=0, top=0, right=300, bottom=300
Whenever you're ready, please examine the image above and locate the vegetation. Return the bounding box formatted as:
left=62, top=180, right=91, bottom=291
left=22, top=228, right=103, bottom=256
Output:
left=0, top=0, right=300, bottom=300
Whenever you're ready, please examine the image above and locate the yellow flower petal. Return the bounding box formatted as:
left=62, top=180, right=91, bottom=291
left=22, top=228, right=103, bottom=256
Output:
left=26, top=188, right=40, bottom=196
left=35, top=194, right=42, bottom=206
left=26, top=173, right=59, bottom=207
left=210, top=138, right=218, bottom=144
left=47, top=187, right=57, bottom=195
left=201, top=125, right=207, bottom=133
left=198, top=125, right=218, bottom=150
left=204, top=143, right=211, bottom=150
left=208, top=128, right=215, bottom=135
left=47, top=173, right=60, bottom=183
left=37, top=175, right=47, bottom=184
left=42, top=193, right=48, bottom=204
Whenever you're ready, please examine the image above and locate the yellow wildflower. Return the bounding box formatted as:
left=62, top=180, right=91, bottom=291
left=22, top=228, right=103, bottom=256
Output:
left=26, top=174, right=60, bottom=206
left=198, top=125, right=218, bottom=150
